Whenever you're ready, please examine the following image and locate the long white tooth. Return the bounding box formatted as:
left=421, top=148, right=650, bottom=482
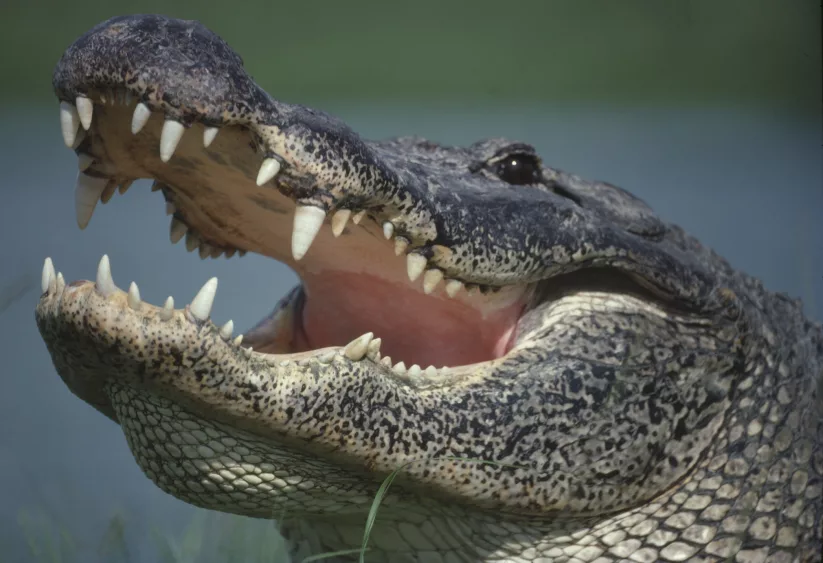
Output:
left=131, top=103, right=152, bottom=134
left=352, top=210, right=366, bottom=224
left=159, top=120, right=185, bottom=162
left=394, top=238, right=408, bottom=256
left=256, top=158, right=281, bottom=186
left=344, top=332, right=373, bottom=361
left=41, top=257, right=55, bottom=293
left=233, top=334, right=243, bottom=346
left=165, top=201, right=176, bottom=215
left=75, top=97, right=93, bottom=130
left=393, top=361, right=407, bottom=374
left=71, top=128, right=86, bottom=150
left=367, top=337, right=382, bottom=359
left=219, top=319, right=234, bottom=340
left=76, top=153, right=94, bottom=171
left=406, top=254, right=427, bottom=282
left=423, top=269, right=443, bottom=295
left=331, top=209, right=351, bottom=237
left=445, top=279, right=464, bottom=298
left=189, top=277, right=218, bottom=321
left=382, top=222, right=394, bottom=240
left=408, top=364, right=422, bottom=377
left=56, top=272, right=65, bottom=292
left=292, top=205, right=325, bottom=260
left=203, top=127, right=219, bottom=148
left=118, top=180, right=134, bottom=195
left=170, top=217, right=188, bottom=243
left=95, top=255, right=116, bottom=297
left=127, top=282, right=141, bottom=310
left=75, top=173, right=108, bottom=229
left=59, top=102, right=80, bottom=148
left=159, top=296, right=174, bottom=321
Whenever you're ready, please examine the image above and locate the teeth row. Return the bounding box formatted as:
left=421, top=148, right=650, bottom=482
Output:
left=42, top=256, right=451, bottom=375
left=41, top=255, right=250, bottom=349
left=339, top=331, right=450, bottom=380
left=164, top=195, right=246, bottom=260
left=60, top=96, right=469, bottom=297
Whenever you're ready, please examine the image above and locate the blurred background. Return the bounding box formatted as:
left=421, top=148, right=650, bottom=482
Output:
left=0, top=1, right=820, bottom=561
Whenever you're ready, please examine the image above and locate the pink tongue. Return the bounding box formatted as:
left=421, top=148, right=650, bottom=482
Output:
left=296, top=272, right=523, bottom=368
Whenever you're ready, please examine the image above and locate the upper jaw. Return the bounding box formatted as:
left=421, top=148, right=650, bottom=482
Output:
left=56, top=13, right=722, bottom=313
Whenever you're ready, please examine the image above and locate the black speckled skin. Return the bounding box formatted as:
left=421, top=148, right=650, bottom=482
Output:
left=38, top=15, right=822, bottom=562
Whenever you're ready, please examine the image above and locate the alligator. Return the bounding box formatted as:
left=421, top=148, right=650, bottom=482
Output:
left=35, top=14, right=822, bottom=563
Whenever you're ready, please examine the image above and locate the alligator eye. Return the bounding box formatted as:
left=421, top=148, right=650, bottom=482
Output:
left=495, top=154, right=542, bottom=185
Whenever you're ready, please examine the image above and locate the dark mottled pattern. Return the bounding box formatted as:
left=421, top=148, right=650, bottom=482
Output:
left=39, top=14, right=822, bottom=562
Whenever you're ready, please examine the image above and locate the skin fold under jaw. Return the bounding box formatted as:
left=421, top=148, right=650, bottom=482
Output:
left=36, top=14, right=822, bottom=563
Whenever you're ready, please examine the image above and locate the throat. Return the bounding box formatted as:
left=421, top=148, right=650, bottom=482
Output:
left=295, top=271, right=526, bottom=368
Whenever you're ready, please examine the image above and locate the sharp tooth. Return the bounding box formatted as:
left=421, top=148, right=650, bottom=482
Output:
left=151, top=182, right=161, bottom=192
left=408, top=364, right=422, bottom=377
left=71, top=128, right=86, bottom=150
left=393, top=361, right=407, bottom=374
left=165, top=201, right=176, bottom=215
left=185, top=231, right=200, bottom=252
left=131, top=103, right=152, bottom=134
left=59, top=102, right=80, bottom=148
left=382, top=222, right=394, bottom=240
left=127, top=282, right=141, bottom=310
left=292, top=205, right=325, bottom=260
left=75, top=172, right=108, bottom=229
left=445, top=279, right=464, bottom=298
left=118, top=180, right=133, bottom=195
left=210, top=246, right=223, bottom=259
left=219, top=319, right=234, bottom=340
left=159, top=296, right=174, bottom=320
left=189, top=277, right=218, bottom=321
left=256, top=157, right=281, bottom=186
left=344, top=332, right=374, bottom=361
left=352, top=210, right=366, bottom=224
left=76, top=153, right=94, bottom=172
left=41, top=257, right=55, bottom=293
left=423, top=269, right=443, bottom=295
left=75, top=97, right=93, bottom=130
left=170, top=217, right=188, bottom=243
left=159, top=120, right=185, bottom=162
left=224, top=248, right=236, bottom=259
left=198, top=243, right=212, bottom=260
left=100, top=181, right=117, bottom=204
left=394, top=238, right=408, bottom=256
left=367, top=337, right=382, bottom=360
left=203, top=127, right=219, bottom=148
left=424, top=365, right=438, bottom=377
left=406, top=254, right=427, bottom=282
left=95, top=254, right=116, bottom=296
left=233, top=334, right=243, bottom=346
left=331, top=209, right=351, bottom=237
left=56, top=272, right=65, bottom=292
left=381, top=356, right=392, bottom=367
left=237, top=249, right=247, bottom=257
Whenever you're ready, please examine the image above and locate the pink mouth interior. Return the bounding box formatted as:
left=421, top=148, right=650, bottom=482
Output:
left=295, top=271, right=526, bottom=368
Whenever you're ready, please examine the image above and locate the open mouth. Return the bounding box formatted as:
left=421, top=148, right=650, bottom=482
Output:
left=51, top=89, right=533, bottom=381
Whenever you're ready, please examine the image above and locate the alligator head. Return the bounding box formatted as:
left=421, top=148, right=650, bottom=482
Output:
left=36, top=14, right=822, bottom=562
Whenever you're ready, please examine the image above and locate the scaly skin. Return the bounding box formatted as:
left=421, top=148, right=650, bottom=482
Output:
left=36, top=15, right=822, bottom=562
